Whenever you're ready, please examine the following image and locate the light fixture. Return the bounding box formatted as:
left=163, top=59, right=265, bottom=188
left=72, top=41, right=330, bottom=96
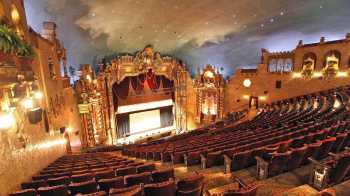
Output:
left=259, top=96, right=267, bottom=101
left=312, top=72, right=323, bottom=77
left=0, top=111, right=15, bottom=130
left=86, top=75, right=92, bottom=82
left=243, top=79, right=252, bottom=88
left=21, top=98, right=34, bottom=109
left=292, top=72, right=302, bottom=78
left=33, top=91, right=43, bottom=99
left=66, top=127, right=73, bottom=133
left=242, top=95, right=250, bottom=99
left=336, top=72, right=348, bottom=77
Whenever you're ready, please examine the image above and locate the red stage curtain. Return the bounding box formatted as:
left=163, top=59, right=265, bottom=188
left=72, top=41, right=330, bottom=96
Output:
left=146, top=70, right=159, bottom=90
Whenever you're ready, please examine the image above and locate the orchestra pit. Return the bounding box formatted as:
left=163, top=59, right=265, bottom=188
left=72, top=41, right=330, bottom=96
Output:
left=0, top=0, right=350, bottom=195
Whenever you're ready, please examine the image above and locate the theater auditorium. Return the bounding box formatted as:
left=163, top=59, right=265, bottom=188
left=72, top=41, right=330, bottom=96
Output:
left=1, top=0, right=350, bottom=195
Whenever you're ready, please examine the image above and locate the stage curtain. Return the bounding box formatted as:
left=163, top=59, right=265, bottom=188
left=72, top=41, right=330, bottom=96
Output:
left=146, top=70, right=159, bottom=90
left=131, top=76, right=144, bottom=94
left=160, top=106, right=174, bottom=127
left=116, top=114, right=130, bottom=138
left=112, top=77, right=129, bottom=100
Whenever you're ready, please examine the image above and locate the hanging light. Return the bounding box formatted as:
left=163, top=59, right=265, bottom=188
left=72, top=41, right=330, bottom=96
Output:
left=0, top=111, right=15, bottom=130
left=21, top=98, right=34, bottom=109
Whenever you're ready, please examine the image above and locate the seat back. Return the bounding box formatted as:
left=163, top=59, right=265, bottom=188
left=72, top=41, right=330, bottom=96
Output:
left=317, top=137, right=336, bottom=160
left=69, top=180, right=98, bottom=195
left=302, top=142, right=322, bottom=164
left=47, top=176, right=70, bottom=186
left=177, top=174, right=204, bottom=192
left=125, top=172, right=152, bottom=186
left=176, top=187, right=202, bottom=196
left=109, top=185, right=143, bottom=196
left=287, top=145, right=308, bottom=171
left=151, top=168, right=174, bottom=183
left=116, top=166, right=137, bottom=176
left=37, top=185, right=69, bottom=196
left=144, top=179, right=176, bottom=196
left=21, top=180, right=48, bottom=190
left=98, top=176, right=125, bottom=193
left=71, top=173, right=94, bottom=183
left=136, top=163, right=156, bottom=173
left=330, top=154, right=350, bottom=184
left=76, top=191, right=107, bottom=196
left=232, top=150, right=252, bottom=171
left=94, top=170, right=115, bottom=181
left=268, top=151, right=291, bottom=176
left=9, top=189, right=37, bottom=196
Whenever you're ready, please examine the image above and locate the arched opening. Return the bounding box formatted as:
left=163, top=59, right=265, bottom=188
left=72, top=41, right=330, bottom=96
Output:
left=284, top=58, right=293, bottom=72
left=268, top=59, right=277, bottom=72
left=302, top=52, right=317, bottom=72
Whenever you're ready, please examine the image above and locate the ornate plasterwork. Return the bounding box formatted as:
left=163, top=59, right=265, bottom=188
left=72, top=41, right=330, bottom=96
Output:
left=110, top=45, right=181, bottom=83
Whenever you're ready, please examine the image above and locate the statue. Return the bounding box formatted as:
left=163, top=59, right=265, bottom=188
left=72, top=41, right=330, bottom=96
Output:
left=302, top=57, right=315, bottom=77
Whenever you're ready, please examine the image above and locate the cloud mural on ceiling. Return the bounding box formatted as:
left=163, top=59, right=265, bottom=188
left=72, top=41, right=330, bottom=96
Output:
left=24, top=0, right=350, bottom=77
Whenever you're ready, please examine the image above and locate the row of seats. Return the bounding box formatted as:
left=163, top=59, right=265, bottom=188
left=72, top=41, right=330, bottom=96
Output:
left=122, top=85, right=350, bottom=188
left=10, top=151, right=208, bottom=196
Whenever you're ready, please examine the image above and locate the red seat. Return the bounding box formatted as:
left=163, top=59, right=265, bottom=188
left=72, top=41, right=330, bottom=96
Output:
left=144, top=179, right=176, bottom=196
left=9, top=189, right=37, bottom=196
left=98, top=176, right=125, bottom=193
left=69, top=180, right=98, bottom=195
left=125, top=172, right=152, bottom=186
left=109, top=184, right=143, bottom=196
left=37, top=185, right=69, bottom=196
left=151, top=168, right=174, bottom=183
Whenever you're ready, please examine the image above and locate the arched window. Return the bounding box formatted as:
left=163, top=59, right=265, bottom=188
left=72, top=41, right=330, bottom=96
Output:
left=276, top=59, right=284, bottom=72
left=284, top=58, right=293, bottom=72
left=302, top=52, right=317, bottom=71
left=268, top=59, right=277, bottom=72
left=324, top=50, right=341, bottom=69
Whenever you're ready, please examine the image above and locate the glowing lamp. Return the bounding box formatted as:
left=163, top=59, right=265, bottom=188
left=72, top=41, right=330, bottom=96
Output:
left=0, top=112, right=15, bottom=130
left=21, top=98, right=34, bottom=109
left=66, top=127, right=73, bottom=133
left=336, top=72, right=348, bottom=77
left=204, top=71, right=214, bottom=78
left=312, top=72, right=323, bottom=77
left=242, top=95, right=250, bottom=99
left=292, top=72, right=302, bottom=78
left=259, top=96, right=267, bottom=101
left=33, top=91, right=43, bottom=99
left=243, top=79, right=252, bottom=88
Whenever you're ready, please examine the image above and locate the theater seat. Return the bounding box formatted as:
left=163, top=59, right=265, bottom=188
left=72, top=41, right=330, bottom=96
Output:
left=76, top=191, right=107, bottom=196
left=47, top=176, right=71, bottom=186
left=98, top=176, right=125, bottom=193
left=69, top=180, right=98, bottom=195
left=151, top=168, right=174, bottom=183
left=109, top=184, right=143, bottom=196
left=71, top=173, right=94, bottom=183
left=136, top=163, right=155, bottom=173
left=144, top=179, right=176, bottom=196
left=125, top=172, right=152, bottom=186
left=287, top=145, right=308, bottom=171
left=256, top=151, right=291, bottom=179
left=9, top=189, right=37, bottom=196
left=94, top=170, right=115, bottom=181
left=116, top=166, right=137, bottom=176
left=176, top=173, right=204, bottom=195
left=37, top=185, right=69, bottom=196
left=21, top=180, right=48, bottom=190
left=316, top=137, right=336, bottom=160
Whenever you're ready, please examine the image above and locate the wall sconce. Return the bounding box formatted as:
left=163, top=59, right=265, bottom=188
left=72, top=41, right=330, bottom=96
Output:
left=336, top=72, right=348, bottom=77
left=312, top=72, right=323, bottom=78
left=242, top=95, right=250, bottom=99
left=0, top=111, right=15, bottom=130
left=21, top=98, right=34, bottom=109
left=292, top=72, right=302, bottom=78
